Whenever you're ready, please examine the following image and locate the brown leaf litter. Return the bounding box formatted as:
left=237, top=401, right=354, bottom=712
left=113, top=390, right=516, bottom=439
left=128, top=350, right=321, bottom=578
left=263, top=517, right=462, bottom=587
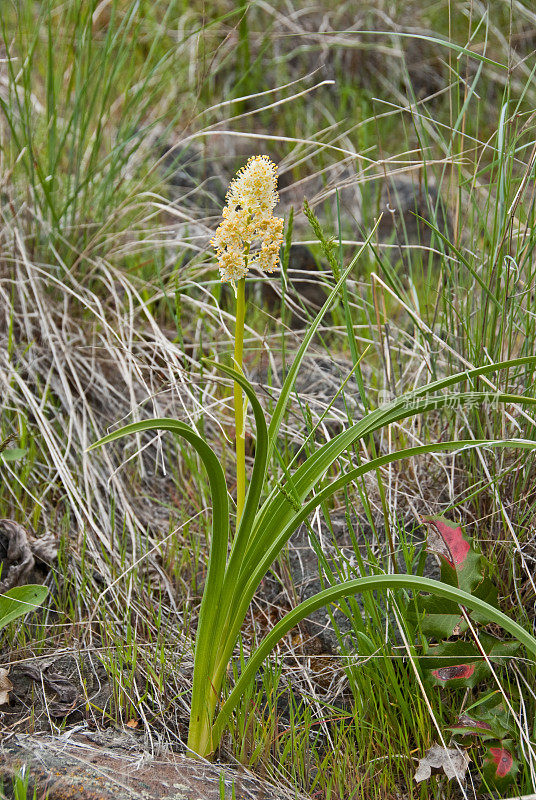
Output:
left=414, top=744, right=470, bottom=783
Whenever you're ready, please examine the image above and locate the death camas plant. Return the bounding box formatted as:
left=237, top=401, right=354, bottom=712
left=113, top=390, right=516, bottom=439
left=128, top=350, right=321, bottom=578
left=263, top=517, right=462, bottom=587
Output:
left=211, top=156, right=284, bottom=522
left=90, top=156, right=536, bottom=759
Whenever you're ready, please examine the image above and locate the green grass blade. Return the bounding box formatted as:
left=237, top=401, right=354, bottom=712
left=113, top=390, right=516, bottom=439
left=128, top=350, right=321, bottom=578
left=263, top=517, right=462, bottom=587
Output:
left=415, top=213, right=501, bottom=308
left=330, top=29, right=506, bottom=70
left=267, top=221, right=380, bottom=460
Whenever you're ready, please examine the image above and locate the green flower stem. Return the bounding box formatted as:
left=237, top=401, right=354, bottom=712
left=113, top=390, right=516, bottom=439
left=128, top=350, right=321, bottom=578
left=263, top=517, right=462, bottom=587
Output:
left=234, top=276, right=247, bottom=524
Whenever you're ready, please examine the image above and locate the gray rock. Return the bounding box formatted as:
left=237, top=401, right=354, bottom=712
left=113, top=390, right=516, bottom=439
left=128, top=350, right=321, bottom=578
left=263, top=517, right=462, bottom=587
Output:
left=256, top=244, right=329, bottom=322
left=5, top=653, right=114, bottom=730
left=160, top=144, right=227, bottom=218
left=0, top=519, right=57, bottom=593
left=0, top=733, right=301, bottom=800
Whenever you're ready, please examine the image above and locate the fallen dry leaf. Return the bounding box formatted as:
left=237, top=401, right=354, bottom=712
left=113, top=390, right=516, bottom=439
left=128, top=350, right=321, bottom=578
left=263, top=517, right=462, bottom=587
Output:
left=0, top=667, right=13, bottom=705
left=414, top=744, right=470, bottom=783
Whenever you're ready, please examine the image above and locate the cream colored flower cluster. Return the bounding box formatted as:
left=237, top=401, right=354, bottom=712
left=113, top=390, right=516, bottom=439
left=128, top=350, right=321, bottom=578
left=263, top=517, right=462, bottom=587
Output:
left=211, top=155, right=284, bottom=290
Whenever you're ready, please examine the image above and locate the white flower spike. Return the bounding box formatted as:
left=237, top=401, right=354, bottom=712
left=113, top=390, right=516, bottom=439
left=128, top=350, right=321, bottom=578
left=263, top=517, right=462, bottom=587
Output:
left=211, top=155, right=284, bottom=291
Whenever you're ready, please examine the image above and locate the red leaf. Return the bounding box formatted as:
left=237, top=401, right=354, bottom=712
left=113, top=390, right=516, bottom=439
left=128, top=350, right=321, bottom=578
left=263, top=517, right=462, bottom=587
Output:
left=423, top=517, right=470, bottom=567
left=489, top=747, right=513, bottom=778
left=432, top=664, right=475, bottom=681
left=456, top=715, right=492, bottom=732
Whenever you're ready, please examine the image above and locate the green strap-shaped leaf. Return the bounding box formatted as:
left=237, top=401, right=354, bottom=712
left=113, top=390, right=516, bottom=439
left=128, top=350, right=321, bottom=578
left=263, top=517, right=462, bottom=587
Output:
left=0, top=585, right=48, bottom=630
left=88, top=418, right=229, bottom=740
left=89, top=419, right=228, bottom=599
left=270, top=381, right=536, bottom=523
left=196, top=361, right=272, bottom=717
left=212, top=438, right=536, bottom=688
left=244, top=391, right=536, bottom=585
left=265, top=355, right=536, bottom=530
left=212, top=574, right=536, bottom=743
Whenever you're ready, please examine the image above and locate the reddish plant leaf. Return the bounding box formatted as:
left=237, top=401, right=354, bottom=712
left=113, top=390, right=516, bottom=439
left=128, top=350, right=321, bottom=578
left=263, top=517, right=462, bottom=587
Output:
left=432, top=664, right=475, bottom=681
left=483, top=742, right=519, bottom=788
left=448, top=715, right=493, bottom=738
left=488, top=747, right=513, bottom=778
left=424, top=637, right=519, bottom=690
left=424, top=517, right=470, bottom=567
left=422, top=516, right=485, bottom=598
left=411, top=517, right=489, bottom=637
left=457, top=715, right=492, bottom=731
left=473, top=697, right=515, bottom=740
